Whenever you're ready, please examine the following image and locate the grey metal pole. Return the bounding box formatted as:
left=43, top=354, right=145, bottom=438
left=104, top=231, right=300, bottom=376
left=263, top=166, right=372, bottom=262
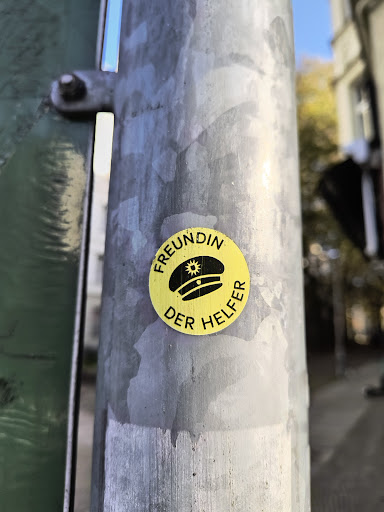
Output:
left=91, top=0, right=310, bottom=510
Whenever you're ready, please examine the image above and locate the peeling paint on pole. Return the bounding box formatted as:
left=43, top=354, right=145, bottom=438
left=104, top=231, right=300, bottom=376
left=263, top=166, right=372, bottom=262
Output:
left=91, top=0, right=310, bottom=511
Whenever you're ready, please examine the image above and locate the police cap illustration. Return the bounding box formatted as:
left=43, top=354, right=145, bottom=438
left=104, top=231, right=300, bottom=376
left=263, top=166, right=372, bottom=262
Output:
left=169, top=256, right=224, bottom=301
left=149, top=227, right=250, bottom=335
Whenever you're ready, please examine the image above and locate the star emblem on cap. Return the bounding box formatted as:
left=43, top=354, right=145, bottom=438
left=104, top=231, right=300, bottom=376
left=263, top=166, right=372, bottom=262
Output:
left=185, top=259, right=201, bottom=276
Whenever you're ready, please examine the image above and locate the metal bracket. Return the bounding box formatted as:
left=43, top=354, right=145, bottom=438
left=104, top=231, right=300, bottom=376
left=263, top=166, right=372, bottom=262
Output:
left=50, top=70, right=116, bottom=116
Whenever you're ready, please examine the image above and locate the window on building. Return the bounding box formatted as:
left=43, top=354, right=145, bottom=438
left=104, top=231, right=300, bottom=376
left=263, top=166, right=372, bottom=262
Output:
left=104, top=204, right=108, bottom=229
left=342, top=0, right=352, bottom=22
left=91, top=305, right=101, bottom=338
left=96, top=254, right=104, bottom=285
left=351, top=80, right=373, bottom=141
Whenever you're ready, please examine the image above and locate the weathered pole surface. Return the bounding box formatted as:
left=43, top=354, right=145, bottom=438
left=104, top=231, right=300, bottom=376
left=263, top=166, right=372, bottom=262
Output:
left=91, top=0, right=310, bottom=511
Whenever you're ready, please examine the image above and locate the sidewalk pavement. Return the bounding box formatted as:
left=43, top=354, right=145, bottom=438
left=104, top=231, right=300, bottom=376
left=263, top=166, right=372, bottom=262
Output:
left=310, top=361, right=384, bottom=512
left=74, top=361, right=384, bottom=511
left=74, top=378, right=96, bottom=512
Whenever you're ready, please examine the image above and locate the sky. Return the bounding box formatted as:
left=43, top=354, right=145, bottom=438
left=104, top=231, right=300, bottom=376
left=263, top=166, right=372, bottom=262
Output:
left=292, top=0, right=334, bottom=63
left=102, top=0, right=123, bottom=72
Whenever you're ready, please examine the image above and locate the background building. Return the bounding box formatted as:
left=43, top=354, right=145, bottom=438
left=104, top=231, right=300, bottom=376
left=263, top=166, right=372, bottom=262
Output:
left=83, top=173, right=109, bottom=350
left=83, top=113, right=113, bottom=350
left=329, top=0, right=384, bottom=260
left=330, top=0, right=384, bottom=150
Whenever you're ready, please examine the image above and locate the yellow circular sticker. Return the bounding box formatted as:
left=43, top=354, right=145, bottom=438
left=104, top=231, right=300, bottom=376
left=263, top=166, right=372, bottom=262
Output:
left=149, top=227, right=250, bottom=335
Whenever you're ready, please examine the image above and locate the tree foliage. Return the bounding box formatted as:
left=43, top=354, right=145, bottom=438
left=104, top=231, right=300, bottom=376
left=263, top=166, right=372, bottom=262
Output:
left=297, top=59, right=338, bottom=172
left=297, top=59, right=338, bottom=220
left=297, top=58, right=341, bottom=261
